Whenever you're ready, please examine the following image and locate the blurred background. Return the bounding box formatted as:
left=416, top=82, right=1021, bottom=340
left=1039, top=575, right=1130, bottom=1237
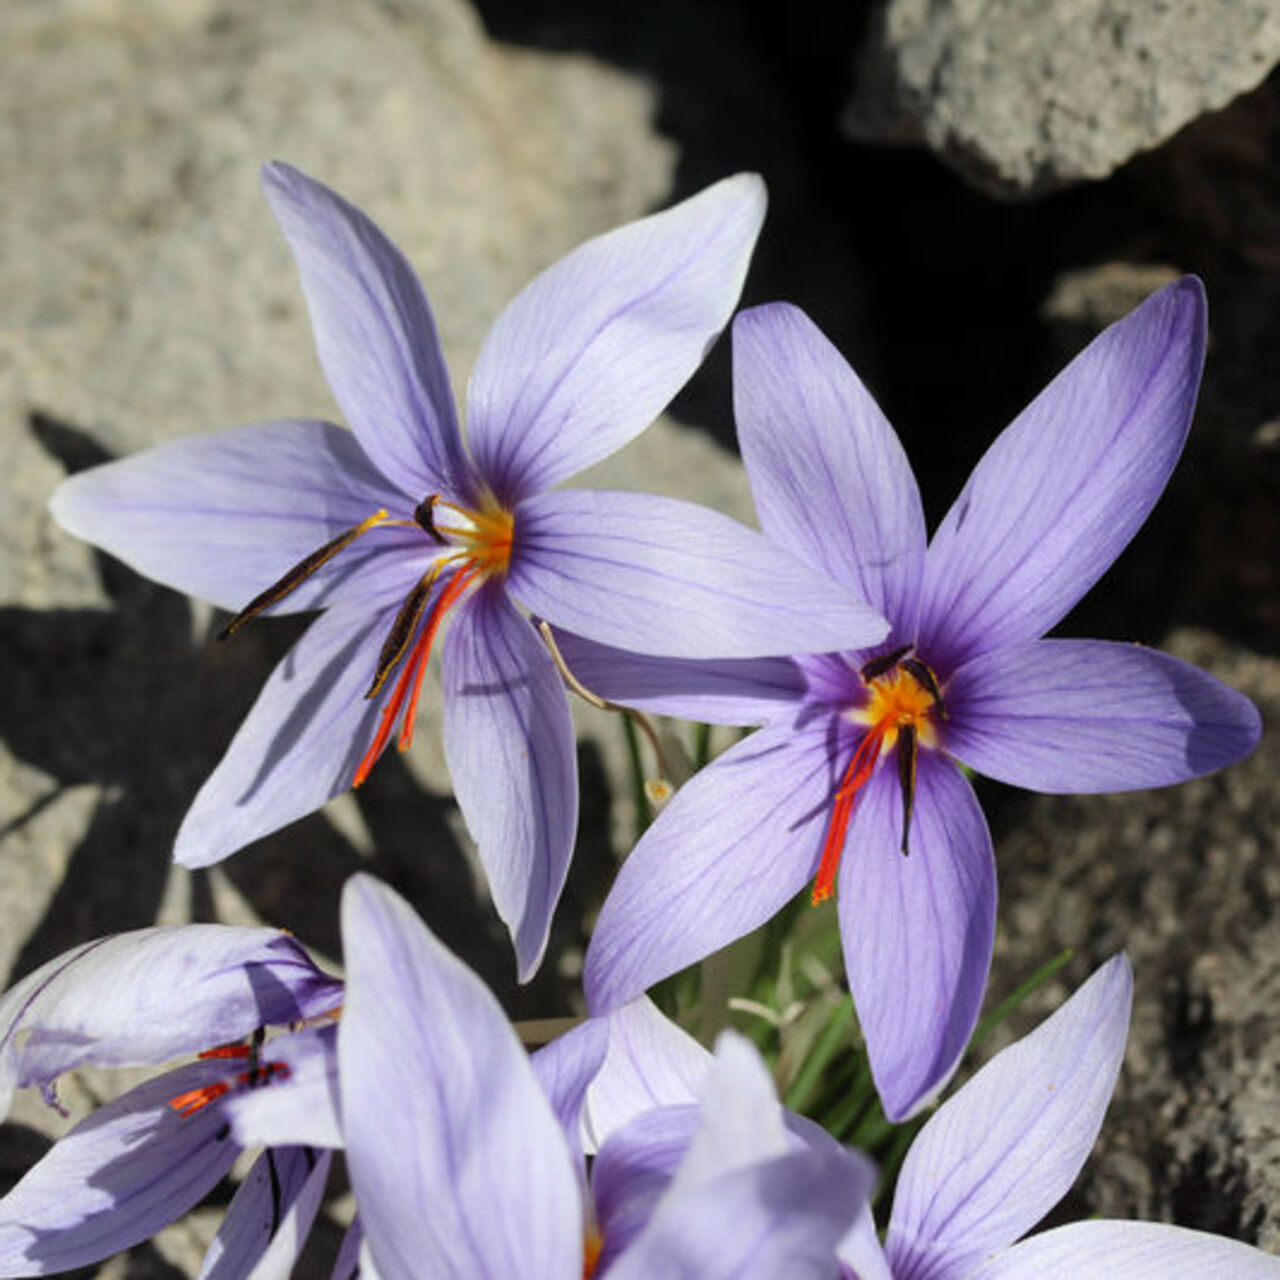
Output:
left=1, top=0, right=1278, bottom=1272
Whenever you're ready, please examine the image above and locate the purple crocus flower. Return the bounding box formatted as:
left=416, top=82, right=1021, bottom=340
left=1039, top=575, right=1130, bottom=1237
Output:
left=571, top=281, right=1262, bottom=1120
left=0, top=925, right=341, bottom=1276
left=839, top=954, right=1280, bottom=1279
left=338, top=873, right=874, bottom=1280
left=50, top=163, right=888, bottom=980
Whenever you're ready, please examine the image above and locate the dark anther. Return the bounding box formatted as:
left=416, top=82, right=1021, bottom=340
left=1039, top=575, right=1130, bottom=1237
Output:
left=860, top=644, right=913, bottom=683
left=897, top=723, right=918, bottom=856
left=414, top=495, right=445, bottom=543
left=901, top=657, right=947, bottom=717
left=215, top=1122, right=232, bottom=1142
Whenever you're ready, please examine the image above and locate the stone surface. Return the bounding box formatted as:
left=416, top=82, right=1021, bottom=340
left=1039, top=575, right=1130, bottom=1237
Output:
left=843, top=0, right=1280, bottom=197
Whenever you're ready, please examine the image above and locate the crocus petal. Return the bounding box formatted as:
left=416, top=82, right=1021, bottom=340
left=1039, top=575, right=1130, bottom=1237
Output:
left=174, top=603, right=396, bottom=869
left=974, top=1221, right=1280, bottom=1280
left=530, top=1014, right=610, bottom=1158
left=332, top=1221, right=364, bottom=1280
left=0, top=1062, right=240, bottom=1277
left=227, top=1026, right=342, bottom=1150
left=0, top=927, right=339, bottom=1119
left=733, top=302, right=927, bottom=630
left=339, top=875, right=581, bottom=1280
left=837, top=1205, right=894, bottom=1280
left=584, top=718, right=833, bottom=1014
left=944, top=639, right=1261, bottom=792
left=199, top=1147, right=331, bottom=1280
left=441, top=583, right=578, bottom=981
left=49, top=419, right=421, bottom=614
left=465, top=174, right=766, bottom=504
left=260, top=162, right=475, bottom=502
left=885, top=956, right=1133, bottom=1280
left=917, top=277, right=1207, bottom=671
left=838, top=753, right=996, bottom=1122
left=509, top=489, right=888, bottom=660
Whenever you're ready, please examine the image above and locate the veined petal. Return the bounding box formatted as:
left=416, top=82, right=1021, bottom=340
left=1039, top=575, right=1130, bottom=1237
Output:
left=261, top=163, right=475, bottom=502
left=441, top=583, right=578, bottom=982
left=837, top=1204, right=894, bottom=1280
left=509, top=489, right=888, bottom=660
left=0, top=1062, right=240, bottom=1277
left=227, top=1026, right=342, bottom=1151
left=734, top=303, right=927, bottom=630
left=838, top=754, right=996, bottom=1123
left=945, top=640, right=1261, bottom=792
left=174, top=604, right=395, bottom=869
left=339, top=876, right=581, bottom=1280
left=0, top=927, right=339, bottom=1119
left=918, top=278, right=1207, bottom=672
left=886, top=956, right=1133, bottom=1280
left=466, top=174, right=766, bottom=504
left=530, top=1015, right=609, bottom=1160
left=975, top=1221, right=1280, bottom=1280
left=332, top=1221, right=364, bottom=1280
left=584, top=718, right=834, bottom=1014
left=50, top=420, right=422, bottom=614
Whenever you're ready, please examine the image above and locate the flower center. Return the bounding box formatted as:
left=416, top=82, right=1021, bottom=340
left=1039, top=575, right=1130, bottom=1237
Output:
left=810, top=646, right=945, bottom=905
left=583, top=1228, right=603, bottom=1279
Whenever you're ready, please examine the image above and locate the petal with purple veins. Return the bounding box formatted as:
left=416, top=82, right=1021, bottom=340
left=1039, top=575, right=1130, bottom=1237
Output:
left=530, top=1015, right=609, bottom=1160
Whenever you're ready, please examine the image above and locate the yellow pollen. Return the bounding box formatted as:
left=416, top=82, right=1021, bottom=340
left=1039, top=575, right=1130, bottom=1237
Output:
left=431, top=498, right=515, bottom=578
left=854, top=666, right=939, bottom=751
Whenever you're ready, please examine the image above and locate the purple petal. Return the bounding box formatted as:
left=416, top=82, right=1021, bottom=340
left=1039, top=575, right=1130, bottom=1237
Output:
left=509, top=489, right=888, bottom=659
left=886, top=956, right=1133, bottom=1280
left=466, top=174, right=766, bottom=504
left=199, top=1147, right=331, bottom=1280
left=227, top=1025, right=342, bottom=1150
left=838, top=754, right=996, bottom=1122
left=0, top=927, right=339, bottom=1118
left=441, top=584, right=578, bottom=981
left=331, top=1221, right=364, bottom=1280
left=945, top=639, right=1261, bottom=792
left=584, top=718, right=833, bottom=1014
left=261, top=162, right=475, bottom=502
left=837, top=1205, right=894, bottom=1280
left=339, top=875, right=581, bottom=1280
left=49, top=420, right=425, bottom=613
left=174, top=603, right=397, bottom=869
left=917, top=278, right=1207, bottom=672
left=530, top=1015, right=610, bottom=1159
left=733, top=302, right=927, bottom=630
left=976, top=1221, right=1280, bottom=1280
left=0, top=1062, right=240, bottom=1276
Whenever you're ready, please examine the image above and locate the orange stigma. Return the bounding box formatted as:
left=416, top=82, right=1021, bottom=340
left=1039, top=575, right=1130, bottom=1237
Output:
left=583, top=1228, right=604, bottom=1279
left=811, top=646, right=945, bottom=905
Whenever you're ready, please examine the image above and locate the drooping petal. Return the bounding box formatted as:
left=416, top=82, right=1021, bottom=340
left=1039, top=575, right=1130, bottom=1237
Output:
left=466, top=174, right=766, bottom=504
left=509, top=489, right=888, bottom=660
left=838, top=753, right=996, bottom=1122
left=339, top=876, right=581, bottom=1280
left=733, top=302, right=927, bottom=630
left=975, top=1221, right=1280, bottom=1280
left=441, top=583, right=578, bottom=981
left=584, top=718, right=834, bottom=1014
left=0, top=1062, right=240, bottom=1277
left=530, top=1014, right=610, bottom=1159
left=0, top=928, right=339, bottom=1118
left=917, top=278, right=1207, bottom=672
left=174, top=603, right=397, bottom=869
left=260, top=162, right=475, bottom=502
left=227, top=1026, right=342, bottom=1151
left=885, top=956, right=1133, bottom=1280
left=944, top=639, right=1261, bottom=792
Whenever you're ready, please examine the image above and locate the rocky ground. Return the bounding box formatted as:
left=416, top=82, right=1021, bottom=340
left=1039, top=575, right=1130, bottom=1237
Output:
left=1, top=0, right=1278, bottom=1274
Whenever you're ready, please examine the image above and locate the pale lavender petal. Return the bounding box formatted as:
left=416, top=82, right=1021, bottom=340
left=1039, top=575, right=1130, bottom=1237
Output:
left=466, top=174, right=766, bottom=503
left=442, top=584, right=578, bottom=981
left=838, top=754, right=996, bottom=1122
left=945, top=640, right=1261, bottom=792
left=975, top=1221, right=1280, bottom=1280
left=339, top=875, right=581, bottom=1280
left=174, top=603, right=396, bottom=869
left=837, top=1205, right=894, bottom=1280
left=918, top=278, right=1207, bottom=671
left=0, top=1062, right=240, bottom=1277
left=530, top=1014, right=609, bottom=1158
left=227, top=1026, right=342, bottom=1150
left=584, top=718, right=834, bottom=1014
left=199, top=1147, right=331, bottom=1280
left=261, top=162, right=475, bottom=502
left=547, top=628, right=805, bottom=726
left=510, top=489, right=888, bottom=660
left=49, top=419, right=423, bottom=612
left=581, top=997, right=713, bottom=1152
left=0, top=928, right=339, bottom=1118
left=886, top=956, right=1133, bottom=1280
left=734, top=302, right=926, bottom=630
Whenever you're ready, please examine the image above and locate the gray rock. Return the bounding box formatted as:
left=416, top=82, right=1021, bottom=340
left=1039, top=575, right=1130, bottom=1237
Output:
left=844, top=0, right=1280, bottom=198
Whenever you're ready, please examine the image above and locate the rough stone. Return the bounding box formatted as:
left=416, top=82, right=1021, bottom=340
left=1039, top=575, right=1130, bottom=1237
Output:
left=843, top=0, right=1280, bottom=198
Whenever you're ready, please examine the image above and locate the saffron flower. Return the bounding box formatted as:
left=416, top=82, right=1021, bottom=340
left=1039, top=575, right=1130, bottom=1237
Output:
left=838, top=955, right=1280, bottom=1279
left=574, top=281, right=1261, bottom=1119
left=50, top=164, right=888, bottom=979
